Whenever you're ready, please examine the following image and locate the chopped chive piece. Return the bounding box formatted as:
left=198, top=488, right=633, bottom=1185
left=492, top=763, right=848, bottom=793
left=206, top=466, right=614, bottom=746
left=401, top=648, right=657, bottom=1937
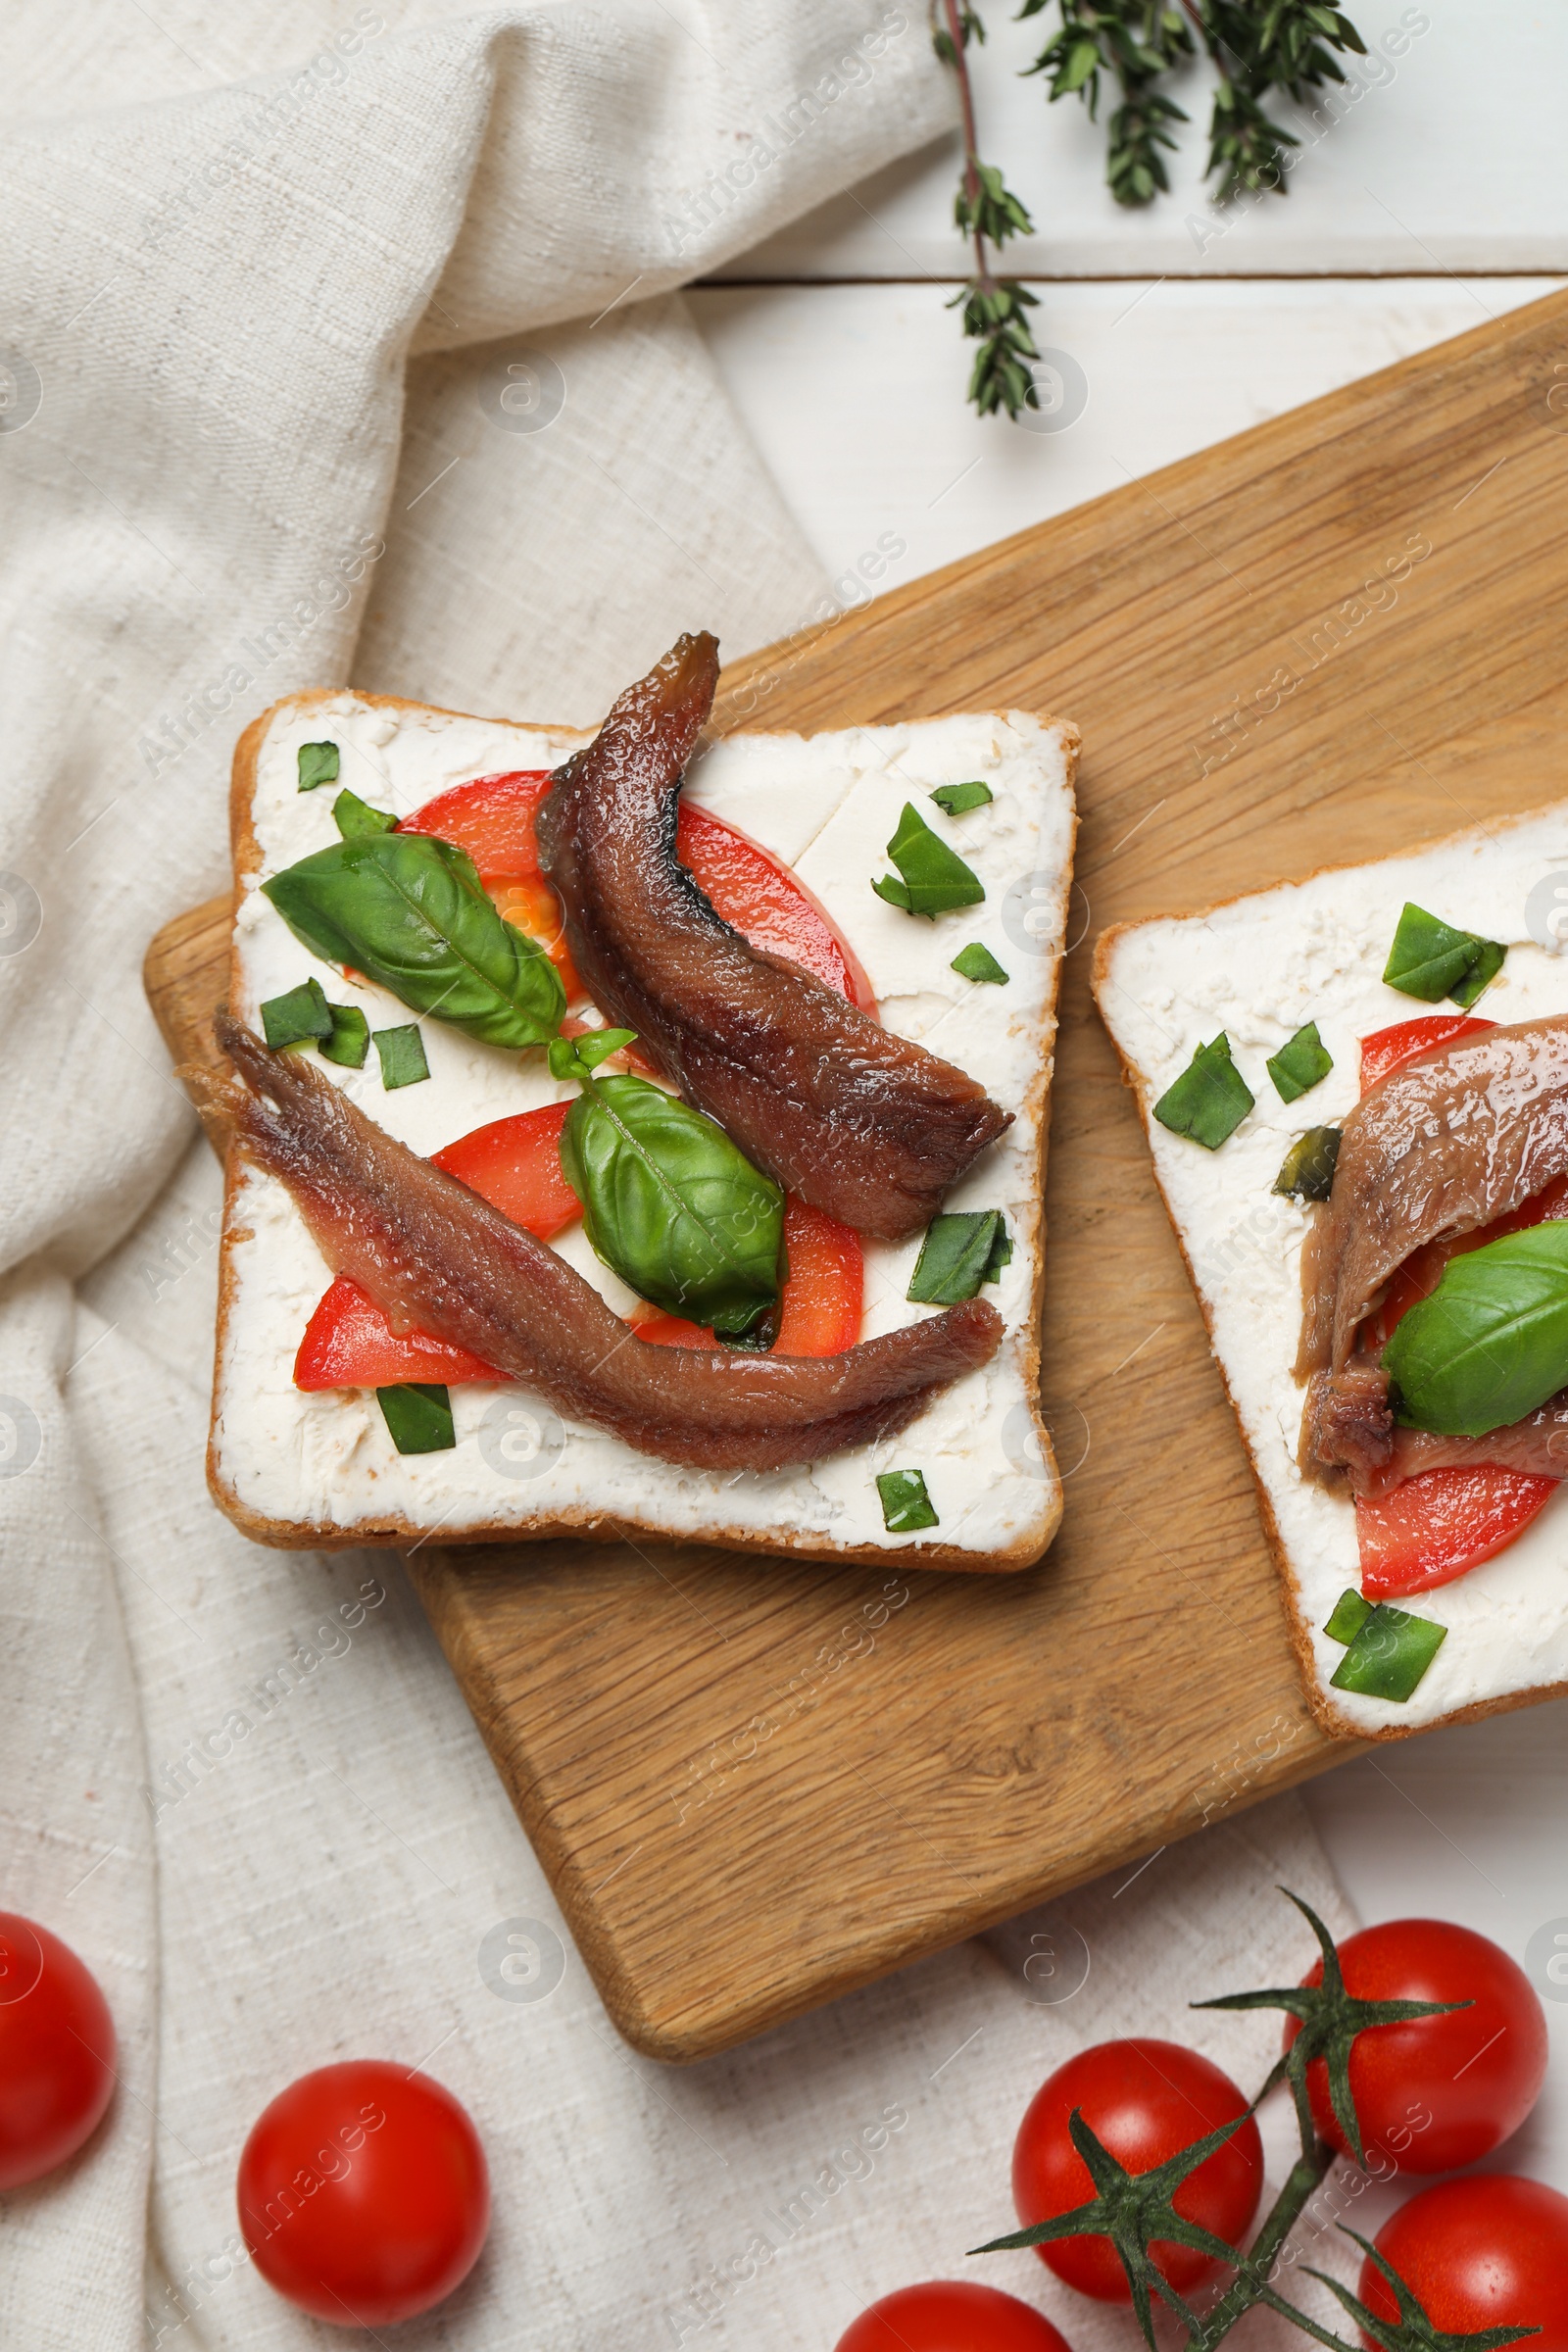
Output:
left=297, top=741, right=340, bottom=792
left=1152, top=1034, right=1253, bottom=1151
left=906, top=1210, right=1011, bottom=1305
left=873, top=803, right=985, bottom=918
left=1449, top=936, right=1506, bottom=1009
left=877, top=1468, right=939, bottom=1532
left=319, top=1002, right=369, bottom=1068
left=260, top=976, right=332, bottom=1050
left=373, top=1023, right=429, bottom=1089
left=332, top=787, right=397, bottom=839
left=1383, top=902, right=1506, bottom=1006
left=1323, top=1589, right=1373, bottom=1646
left=1330, top=1602, right=1446, bottom=1703
left=1267, top=1021, right=1333, bottom=1104
left=376, top=1382, right=455, bottom=1454
left=1273, top=1125, right=1341, bottom=1201
left=930, top=780, right=993, bottom=816
left=952, top=941, right=1008, bottom=985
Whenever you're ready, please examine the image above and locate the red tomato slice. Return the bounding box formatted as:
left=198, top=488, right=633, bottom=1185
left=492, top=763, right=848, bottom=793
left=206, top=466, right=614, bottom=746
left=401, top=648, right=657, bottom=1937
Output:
left=429, top=1102, right=577, bottom=1238
left=1358, top=1012, right=1495, bottom=1092
left=295, top=1277, right=505, bottom=1389
left=630, top=1198, right=863, bottom=1355
left=398, top=770, right=875, bottom=1011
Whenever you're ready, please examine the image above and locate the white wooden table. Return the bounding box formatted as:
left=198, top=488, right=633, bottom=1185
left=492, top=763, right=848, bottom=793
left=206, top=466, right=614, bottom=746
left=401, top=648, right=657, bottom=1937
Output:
left=689, top=0, right=1568, bottom=2199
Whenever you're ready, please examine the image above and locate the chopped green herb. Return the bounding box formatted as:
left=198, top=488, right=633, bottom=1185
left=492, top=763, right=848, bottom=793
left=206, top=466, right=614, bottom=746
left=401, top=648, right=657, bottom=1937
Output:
left=1272, top=1125, right=1341, bottom=1201
left=872, top=803, right=986, bottom=918
left=332, top=787, right=397, bottom=839
left=1152, top=1034, right=1253, bottom=1151
left=373, top=1023, right=429, bottom=1090
left=877, top=1468, right=939, bottom=1533
left=951, top=941, right=1008, bottom=985
left=1267, top=1021, right=1333, bottom=1104
left=260, top=976, right=332, bottom=1050
left=1450, top=937, right=1506, bottom=1010
left=376, top=1382, right=455, bottom=1454
left=1323, top=1589, right=1373, bottom=1646
left=1329, top=1601, right=1446, bottom=1703
left=319, top=1002, right=369, bottom=1068
left=297, top=741, right=340, bottom=792
left=1383, top=902, right=1506, bottom=1007
left=930, top=780, right=994, bottom=817
left=907, top=1209, right=1011, bottom=1305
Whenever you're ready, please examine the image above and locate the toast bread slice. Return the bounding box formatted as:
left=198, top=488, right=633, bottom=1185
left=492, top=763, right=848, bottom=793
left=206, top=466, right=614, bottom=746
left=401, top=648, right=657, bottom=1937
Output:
left=208, top=686, right=1079, bottom=1571
left=1094, top=793, right=1568, bottom=1735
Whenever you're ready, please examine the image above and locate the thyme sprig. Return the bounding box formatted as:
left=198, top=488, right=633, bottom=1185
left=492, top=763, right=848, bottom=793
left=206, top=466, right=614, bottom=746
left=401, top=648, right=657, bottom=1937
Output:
left=970, top=1888, right=1539, bottom=2352
left=931, top=0, right=1041, bottom=419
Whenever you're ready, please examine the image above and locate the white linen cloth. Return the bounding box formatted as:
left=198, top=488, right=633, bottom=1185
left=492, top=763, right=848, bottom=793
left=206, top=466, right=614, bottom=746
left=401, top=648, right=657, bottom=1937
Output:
left=0, top=5, right=1365, bottom=2343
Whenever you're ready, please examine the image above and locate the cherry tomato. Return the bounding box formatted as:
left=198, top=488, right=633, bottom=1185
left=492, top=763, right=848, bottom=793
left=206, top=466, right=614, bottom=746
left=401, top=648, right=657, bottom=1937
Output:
left=835, top=2280, right=1074, bottom=2351
left=0, top=1912, right=116, bottom=2190
left=429, top=1102, right=579, bottom=1238
left=1358, top=1014, right=1495, bottom=1092
left=1359, top=2177, right=1568, bottom=2350
left=632, top=1198, right=863, bottom=1355
left=1285, top=1919, right=1546, bottom=2173
left=237, top=2060, right=488, bottom=2327
left=1010, top=2038, right=1262, bottom=2303
left=293, top=1275, right=506, bottom=1390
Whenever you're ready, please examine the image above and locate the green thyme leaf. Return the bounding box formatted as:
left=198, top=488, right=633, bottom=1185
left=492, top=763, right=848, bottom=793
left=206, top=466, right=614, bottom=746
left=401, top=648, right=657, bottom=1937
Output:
left=1322, top=1589, right=1373, bottom=1645
left=1152, top=1034, right=1253, bottom=1150
left=907, top=1210, right=1011, bottom=1305
left=1272, top=1125, right=1340, bottom=1200
left=373, top=1023, right=429, bottom=1090
left=931, top=781, right=994, bottom=816
left=877, top=1469, right=939, bottom=1533
left=319, top=1002, right=369, bottom=1068
left=560, top=1072, right=784, bottom=1340
left=1382, top=1222, right=1568, bottom=1437
left=1267, top=1021, right=1333, bottom=1103
left=376, top=1382, right=454, bottom=1453
left=260, top=977, right=332, bottom=1050
left=1330, top=1602, right=1446, bottom=1703
left=873, top=803, right=986, bottom=918
left=297, top=742, right=340, bottom=792
left=952, top=941, right=1008, bottom=985
left=332, top=787, right=397, bottom=839
left=262, top=832, right=565, bottom=1051
left=1383, top=902, right=1506, bottom=1006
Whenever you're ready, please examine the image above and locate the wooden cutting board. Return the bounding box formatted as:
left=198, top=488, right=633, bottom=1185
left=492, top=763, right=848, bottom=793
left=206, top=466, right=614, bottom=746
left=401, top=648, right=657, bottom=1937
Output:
left=146, top=286, right=1568, bottom=2063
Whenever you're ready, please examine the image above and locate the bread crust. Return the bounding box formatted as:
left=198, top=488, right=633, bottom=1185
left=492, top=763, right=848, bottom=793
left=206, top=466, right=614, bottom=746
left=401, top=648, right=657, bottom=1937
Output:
left=1092, top=816, right=1568, bottom=1740
left=206, top=690, right=1076, bottom=1574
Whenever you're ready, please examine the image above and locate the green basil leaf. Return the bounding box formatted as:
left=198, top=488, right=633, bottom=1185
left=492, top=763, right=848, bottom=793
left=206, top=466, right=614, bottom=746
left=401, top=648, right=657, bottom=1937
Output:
left=1450, top=936, right=1506, bottom=1009
left=561, top=1073, right=784, bottom=1338
left=373, top=1023, right=429, bottom=1090
left=874, top=803, right=985, bottom=917
left=951, top=942, right=1008, bottom=985
left=1382, top=902, right=1506, bottom=1005
left=262, top=832, right=565, bottom=1051
left=376, top=1382, right=455, bottom=1453
left=930, top=781, right=993, bottom=816
left=906, top=1209, right=1011, bottom=1305
left=1266, top=1021, right=1333, bottom=1104
left=1152, top=1033, right=1253, bottom=1150
left=547, top=1029, right=637, bottom=1084
left=1382, top=1222, right=1568, bottom=1436
left=332, top=787, right=397, bottom=839
left=1273, top=1125, right=1340, bottom=1201
left=1323, top=1589, right=1373, bottom=1645
left=260, top=977, right=332, bottom=1050
left=297, top=741, right=339, bottom=791
left=877, top=1468, right=939, bottom=1532
left=320, top=1002, right=369, bottom=1068
left=1329, top=1602, right=1446, bottom=1702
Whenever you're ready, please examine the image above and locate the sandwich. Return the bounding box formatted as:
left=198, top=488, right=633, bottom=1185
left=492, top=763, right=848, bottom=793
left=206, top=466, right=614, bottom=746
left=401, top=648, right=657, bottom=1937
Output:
left=1096, top=799, right=1568, bottom=1734
left=201, top=635, right=1079, bottom=1571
